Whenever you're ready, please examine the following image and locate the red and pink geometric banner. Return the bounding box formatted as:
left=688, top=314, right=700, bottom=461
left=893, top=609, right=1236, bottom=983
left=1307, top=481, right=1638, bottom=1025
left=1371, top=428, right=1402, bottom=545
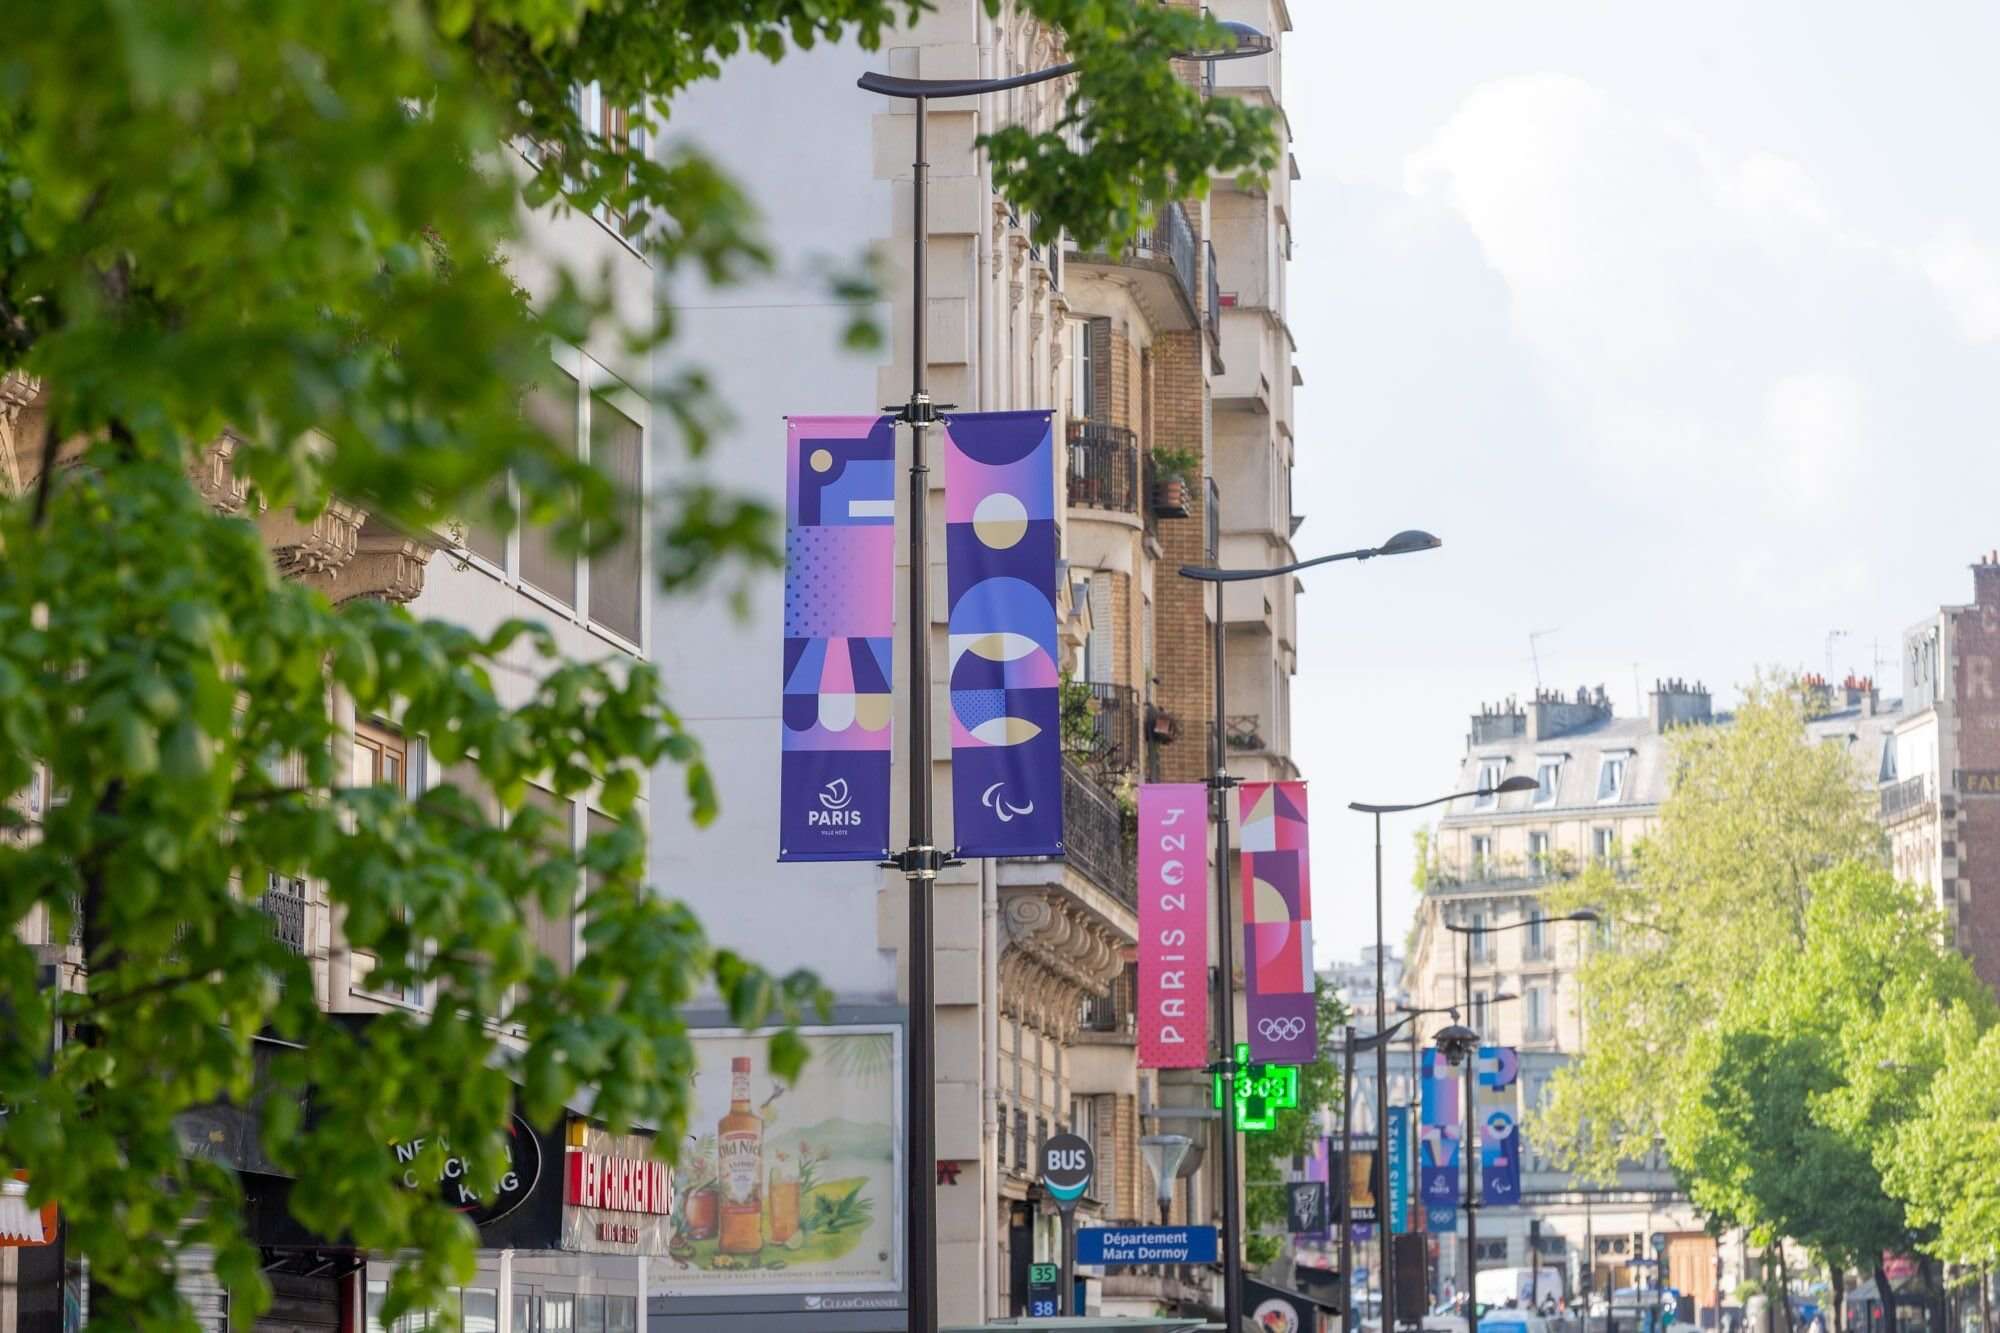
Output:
left=1137, top=783, right=1209, bottom=1068
left=1239, top=780, right=1317, bottom=1063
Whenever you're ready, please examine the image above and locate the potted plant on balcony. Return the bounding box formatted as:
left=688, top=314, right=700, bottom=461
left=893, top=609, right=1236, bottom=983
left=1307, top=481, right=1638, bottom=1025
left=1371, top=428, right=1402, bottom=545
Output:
left=1148, top=446, right=1199, bottom=518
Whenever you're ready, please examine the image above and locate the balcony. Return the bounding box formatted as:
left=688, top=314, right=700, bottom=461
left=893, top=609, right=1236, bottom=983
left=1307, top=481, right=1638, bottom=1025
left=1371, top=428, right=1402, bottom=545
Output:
left=1067, top=419, right=1140, bottom=516
left=1882, top=774, right=1933, bottom=824
left=1061, top=757, right=1136, bottom=907
left=1065, top=201, right=1200, bottom=331
left=1204, top=239, right=1223, bottom=369
left=1065, top=681, right=1144, bottom=775
left=261, top=874, right=308, bottom=954
left=1225, top=713, right=1266, bottom=753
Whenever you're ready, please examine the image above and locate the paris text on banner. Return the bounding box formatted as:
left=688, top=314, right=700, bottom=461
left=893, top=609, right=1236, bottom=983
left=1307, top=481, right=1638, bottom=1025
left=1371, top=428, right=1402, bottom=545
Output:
left=1418, top=1047, right=1461, bottom=1209
left=1137, top=783, right=1209, bottom=1068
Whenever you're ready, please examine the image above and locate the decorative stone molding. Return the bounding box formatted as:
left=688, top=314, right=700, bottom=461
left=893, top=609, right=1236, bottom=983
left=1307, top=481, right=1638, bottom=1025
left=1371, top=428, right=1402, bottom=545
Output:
left=1000, top=887, right=1126, bottom=1042
left=258, top=495, right=365, bottom=577
left=315, top=516, right=443, bottom=605
left=0, top=371, right=39, bottom=496
left=190, top=432, right=251, bottom=515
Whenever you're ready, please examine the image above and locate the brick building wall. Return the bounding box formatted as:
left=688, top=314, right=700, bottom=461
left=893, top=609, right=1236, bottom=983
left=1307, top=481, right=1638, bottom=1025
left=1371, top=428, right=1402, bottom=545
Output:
left=1954, top=558, right=2000, bottom=991
left=1150, top=327, right=1213, bottom=784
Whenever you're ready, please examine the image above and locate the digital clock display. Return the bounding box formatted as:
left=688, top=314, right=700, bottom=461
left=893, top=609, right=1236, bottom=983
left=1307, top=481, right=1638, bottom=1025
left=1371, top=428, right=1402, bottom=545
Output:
left=1211, top=1042, right=1299, bottom=1131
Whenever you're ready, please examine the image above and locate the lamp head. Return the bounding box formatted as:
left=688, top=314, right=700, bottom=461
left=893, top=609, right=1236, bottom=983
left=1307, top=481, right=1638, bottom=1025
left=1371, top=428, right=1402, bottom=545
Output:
left=1495, top=775, right=1539, bottom=795
left=1377, top=529, right=1442, bottom=557
left=1139, top=1134, right=1194, bottom=1206
left=1182, top=19, right=1274, bottom=61
left=1564, top=908, right=1602, bottom=924
left=1434, top=1023, right=1479, bottom=1067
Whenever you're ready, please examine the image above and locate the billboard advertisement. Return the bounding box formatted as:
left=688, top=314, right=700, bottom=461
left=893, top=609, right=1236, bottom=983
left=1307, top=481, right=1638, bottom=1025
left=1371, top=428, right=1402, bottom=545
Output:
left=562, top=1121, right=674, bottom=1256
left=652, top=1018, right=903, bottom=1325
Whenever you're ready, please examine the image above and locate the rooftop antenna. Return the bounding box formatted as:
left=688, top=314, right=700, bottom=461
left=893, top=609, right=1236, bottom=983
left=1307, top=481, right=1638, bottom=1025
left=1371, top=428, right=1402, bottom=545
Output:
left=1633, top=663, right=1644, bottom=719
left=1825, top=629, right=1850, bottom=680
left=1529, top=628, right=1560, bottom=691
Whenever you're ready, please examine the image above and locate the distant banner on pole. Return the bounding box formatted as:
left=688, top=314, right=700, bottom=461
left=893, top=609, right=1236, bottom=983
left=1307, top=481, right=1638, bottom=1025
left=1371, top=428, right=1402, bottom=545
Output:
left=1387, top=1104, right=1411, bottom=1235
left=1333, top=1133, right=1380, bottom=1225
left=1238, top=781, right=1316, bottom=1063
left=943, top=410, right=1063, bottom=856
left=1477, top=1045, right=1522, bottom=1206
left=1137, top=784, right=1209, bottom=1068
left=778, top=415, right=895, bottom=862
left=1419, top=1048, right=1460, bottom=1208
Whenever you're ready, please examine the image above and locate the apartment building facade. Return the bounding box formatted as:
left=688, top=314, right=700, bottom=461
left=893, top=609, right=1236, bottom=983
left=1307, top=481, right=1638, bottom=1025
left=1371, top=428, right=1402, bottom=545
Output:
left=1403, top=675, right=1907, bottom=1313
left=652, top=1, right=1303, bottom=1324
left=0, top=124, right=662, bottom=1331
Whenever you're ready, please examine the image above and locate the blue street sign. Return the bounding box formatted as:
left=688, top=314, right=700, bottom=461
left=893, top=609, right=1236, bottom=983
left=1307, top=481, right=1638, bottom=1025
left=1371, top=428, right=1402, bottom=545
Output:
left=1075, top=1226, right=1220, bottom=1266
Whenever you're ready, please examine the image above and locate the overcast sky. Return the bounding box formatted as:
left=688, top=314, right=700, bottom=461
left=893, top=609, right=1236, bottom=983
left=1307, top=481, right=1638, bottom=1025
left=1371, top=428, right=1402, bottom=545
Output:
left=1288, top=1, right=2000, bottom=965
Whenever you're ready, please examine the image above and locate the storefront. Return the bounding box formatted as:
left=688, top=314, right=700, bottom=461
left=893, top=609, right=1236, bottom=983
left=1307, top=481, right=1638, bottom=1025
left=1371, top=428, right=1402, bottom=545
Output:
left=363, top=1114, right=666, bottom=1331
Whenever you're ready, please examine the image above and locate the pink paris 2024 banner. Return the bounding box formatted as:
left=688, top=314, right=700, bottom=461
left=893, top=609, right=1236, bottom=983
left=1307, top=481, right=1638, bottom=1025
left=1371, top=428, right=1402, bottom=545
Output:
left=1137, top=784, right=1209, bottom=1069
left=1239, top=780, right=1318, bottom=1063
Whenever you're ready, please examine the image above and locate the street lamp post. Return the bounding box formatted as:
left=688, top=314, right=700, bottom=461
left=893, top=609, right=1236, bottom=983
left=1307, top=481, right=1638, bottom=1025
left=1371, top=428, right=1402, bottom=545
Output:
left=1441, top=909, right=1599, bottom=1315
left=855, top=22, right=1272, bottom=1331
left=1181, top=528, right=1438, bottom=1328
left=1352, top=776, right=1537, bottom=1329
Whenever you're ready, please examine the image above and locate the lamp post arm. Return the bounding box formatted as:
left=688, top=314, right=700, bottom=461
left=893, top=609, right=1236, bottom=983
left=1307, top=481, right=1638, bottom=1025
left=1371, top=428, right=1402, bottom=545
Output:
left=1180, top=546, right=1380, bottom=583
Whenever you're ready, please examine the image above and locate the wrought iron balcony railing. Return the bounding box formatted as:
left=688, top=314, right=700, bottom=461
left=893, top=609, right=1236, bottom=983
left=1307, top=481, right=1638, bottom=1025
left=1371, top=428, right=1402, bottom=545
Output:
left=1881, top=773, right=1931, bottom=822
left=1066, top=419, right=1140, bottom=515
left=1065, top=681, right=1143, bottom=775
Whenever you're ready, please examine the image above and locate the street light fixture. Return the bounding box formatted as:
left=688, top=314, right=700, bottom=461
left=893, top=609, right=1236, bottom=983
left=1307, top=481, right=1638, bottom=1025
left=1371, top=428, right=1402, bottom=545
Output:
left=1440, top=907, right=1599, bottom=1310
left=856, top=21, right=1272, bottom=1333
left=1140, top=1134, right=1195, bottom=1226
left=1175, top=528, right=1437, bottom=1329
left=1346, top=772, right=1535, bottom=1327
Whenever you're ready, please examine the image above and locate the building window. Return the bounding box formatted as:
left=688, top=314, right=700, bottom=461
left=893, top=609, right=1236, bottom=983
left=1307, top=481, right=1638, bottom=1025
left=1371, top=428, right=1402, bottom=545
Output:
left=354, top=723, right=423, bottom=1007
left=1070, top=319, right=1096, bottom=419
left=1471, top=989, right=1489, bottom=1031
left=1477, top=1238, right=1509, bottom=1263
left=1013, top=1108, right=1029, bottom=1171
left=1526, top=909, right=1546, bottom=957
left=1526, top=984, right=1548, bottom=1038
left=461, top=351, right=647, bottom=648
left=1879, top=738, right=1898, bottom=784
left=1592, top=827, right=1615, bottom=864
left=1467, top=909, right=1490, bottom=962
left=589, top=399, right=645, bottom=646
left=1474, top=759, right=1505, bottom=806
left=1596, top=752, right=1628, bottom=802
left=520, top=366, right=582, bottom=607
left=1528, top=831, right=1549, bottom=873
left=521, top=784, right=578, bottom=976
left=1470, top=835, right=1492, bottom=877
left=1535, top=759, right=1561, bottom=804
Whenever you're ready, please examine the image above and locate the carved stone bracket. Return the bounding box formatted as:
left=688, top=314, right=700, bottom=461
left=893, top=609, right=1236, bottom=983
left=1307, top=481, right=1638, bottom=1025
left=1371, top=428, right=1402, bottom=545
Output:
left=315, top=516, right=444, bottom=605
left=1000, top=887, right=1126, bottom=1042
left=259, top=496, right=366, bottom=577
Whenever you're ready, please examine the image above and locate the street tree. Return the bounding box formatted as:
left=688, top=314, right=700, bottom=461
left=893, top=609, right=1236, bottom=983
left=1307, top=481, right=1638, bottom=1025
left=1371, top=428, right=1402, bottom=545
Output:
left=0, top=1, right=1276, bottom=1326
left=1884, top=992, right=2000, bottom=1272
left=1667, top=864, right=1993, bottom=1323
left=1536, top=677, right=1883, bottom=1181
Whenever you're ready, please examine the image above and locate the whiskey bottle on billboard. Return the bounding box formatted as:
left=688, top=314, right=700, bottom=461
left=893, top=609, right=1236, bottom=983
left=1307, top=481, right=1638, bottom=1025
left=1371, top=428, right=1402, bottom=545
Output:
left=717, top=1056, right=764, bottom=1254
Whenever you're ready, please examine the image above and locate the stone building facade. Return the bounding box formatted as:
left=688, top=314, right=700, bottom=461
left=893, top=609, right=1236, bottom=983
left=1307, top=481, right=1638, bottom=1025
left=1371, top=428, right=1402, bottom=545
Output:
left=651, top=0, right=1303, bottom=1323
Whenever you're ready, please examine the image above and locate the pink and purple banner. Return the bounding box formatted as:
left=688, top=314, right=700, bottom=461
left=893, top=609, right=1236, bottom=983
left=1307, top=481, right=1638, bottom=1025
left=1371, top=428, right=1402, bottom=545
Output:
left=944, top=410, right=1063, bottom=857
left=778, top=415, right=896, bottom=862
left=1239, top=780, right=1317, bottom=1063
left=1137, top=783, right=1209, bottom=1068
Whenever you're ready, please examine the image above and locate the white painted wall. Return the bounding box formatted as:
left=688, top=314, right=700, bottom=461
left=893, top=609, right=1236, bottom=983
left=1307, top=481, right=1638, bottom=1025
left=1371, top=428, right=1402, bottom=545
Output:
left=647, top=37, right=899, bottom=1001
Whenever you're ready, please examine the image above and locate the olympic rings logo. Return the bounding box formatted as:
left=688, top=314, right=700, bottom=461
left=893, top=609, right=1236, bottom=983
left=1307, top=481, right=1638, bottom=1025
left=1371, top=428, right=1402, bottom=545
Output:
left=1258, top=1016, right=1307, bottom=1042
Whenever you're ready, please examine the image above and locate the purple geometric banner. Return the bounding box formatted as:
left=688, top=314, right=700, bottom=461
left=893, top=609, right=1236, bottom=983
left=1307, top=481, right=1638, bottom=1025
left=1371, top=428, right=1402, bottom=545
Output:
left=1419, top=1047, right=1461, bottom=1208
left=778, top=415, right=895, bottom=863
left=943, top=410, right=1064, bottom=857
left=1477, top=1044, right=1522, bottom=1206
left=1239, top=781, right=1317, bottom=1063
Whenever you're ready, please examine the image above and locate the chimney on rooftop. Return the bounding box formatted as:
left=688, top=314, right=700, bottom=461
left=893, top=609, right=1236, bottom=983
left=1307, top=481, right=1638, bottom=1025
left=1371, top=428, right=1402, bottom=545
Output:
left=1650, top=677, right=1714, bottom=733
left=1975, top=550, right=2000, bottom=609
left=1468, top=696, right=1527, bottom=749
left=1528, top=684, right=1613, bottom=741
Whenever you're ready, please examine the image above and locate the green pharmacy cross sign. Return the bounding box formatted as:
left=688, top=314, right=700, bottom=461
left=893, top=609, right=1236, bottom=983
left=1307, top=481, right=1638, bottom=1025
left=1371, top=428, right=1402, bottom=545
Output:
left=1212, top=1043, right=1300, bottom=1131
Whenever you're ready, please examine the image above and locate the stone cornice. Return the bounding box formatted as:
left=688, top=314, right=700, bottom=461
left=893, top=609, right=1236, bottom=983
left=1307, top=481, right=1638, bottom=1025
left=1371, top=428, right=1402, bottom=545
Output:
left=1000, top=886, right=1127, bottom=1042
left=315, top=515, right=444, bottom=606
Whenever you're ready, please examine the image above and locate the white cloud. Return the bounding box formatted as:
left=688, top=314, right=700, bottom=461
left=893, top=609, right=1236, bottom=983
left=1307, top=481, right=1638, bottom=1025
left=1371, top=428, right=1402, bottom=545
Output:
left=1397, top=75, right=1931, bottom=511
left=1921, top=228, right=2000, bottom=342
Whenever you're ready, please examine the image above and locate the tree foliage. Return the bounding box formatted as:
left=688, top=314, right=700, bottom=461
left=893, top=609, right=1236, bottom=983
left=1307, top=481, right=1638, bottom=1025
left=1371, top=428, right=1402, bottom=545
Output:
left=0, top=0, right=1276, bottom=1327
left=1243, top=977, right=1349, bottom=1268
left=1537, top=677, right=1883, bottom=1181
left=1666, top=864, right=1991, bottom=1273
